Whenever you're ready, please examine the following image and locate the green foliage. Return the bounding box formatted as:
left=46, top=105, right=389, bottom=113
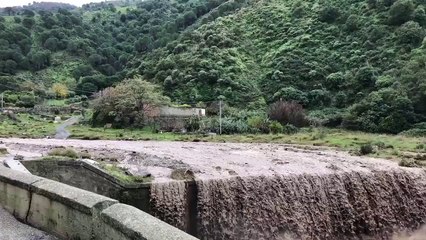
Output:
left=269, top=121, right=283, bottom=134
left=396, top=21, right=425, bottom=46
left=282, top=124, right=299, bottom=135
left=185, top=117, right=201, bottom=132
left=92, top=77, right=170, bottom=128
left=345, top=15, right=360, bottom=32
left=318, top=5, right=340, bottom=23
left=247, top=115, right=270, bottom=133
left=48, top=148, right=79, bottom=159
left=0, top=0, right=424, bottom=135
left=399, top=159, right=418, bottom=167
left=400, top=122, right=426, bottom=137
left=414, top=6, right=426, bottom=26
left=220, top=117, right=250, bottom=134
left=359, top=143, right=374, bottom=155
left=343, top=88, right=415, bottom=133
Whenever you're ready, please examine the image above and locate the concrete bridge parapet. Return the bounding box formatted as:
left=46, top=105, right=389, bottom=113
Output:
left=0, top=166, right=198, bottom=240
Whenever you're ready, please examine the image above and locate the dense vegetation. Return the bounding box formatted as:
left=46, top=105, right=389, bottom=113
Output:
left=0, top=0, right=425, bottom=134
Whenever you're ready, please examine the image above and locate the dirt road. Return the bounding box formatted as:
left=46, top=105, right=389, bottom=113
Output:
left=2, top=138, right=422, bottom=183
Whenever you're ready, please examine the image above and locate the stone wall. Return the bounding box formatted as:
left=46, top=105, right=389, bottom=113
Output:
left=0, top=166, right=198, bottom=240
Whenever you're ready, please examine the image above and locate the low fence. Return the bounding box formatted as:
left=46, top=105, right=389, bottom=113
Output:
left=0, top=166, right=198, bottom=240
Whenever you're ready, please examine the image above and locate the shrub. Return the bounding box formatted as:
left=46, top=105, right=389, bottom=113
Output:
left=247, top=116, right=270, bottom=133
left=400, top=122, right=426, bottom=137
left=282, top=124, right=299, bottom=135
left=268, top=101, right=308, bottom=127
left=48, top=148, right=79, bottom=159
left=269, top=121, right=283, bottom=134
left=308, top=108, right=345, bottom=127
left=0, top=148, right=8, bottom=155
left=16, top=95, right=36, bottom=108
left=221, top=118, right=250, bottom=134
left=399, top=159, right=418, bottom=167
left=359, top=144, right=374, bottom=155
left=185, top=117, right=200, bottom=132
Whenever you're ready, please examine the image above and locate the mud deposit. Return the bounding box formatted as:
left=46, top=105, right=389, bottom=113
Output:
left=2, top=138, right=426, bottom=239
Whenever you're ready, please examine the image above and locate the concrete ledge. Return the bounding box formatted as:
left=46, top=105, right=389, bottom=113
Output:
left=28, top=179, right=118, bottom=239
left=0, top=166, right=198, bottom=240
left=31, top=179, right=117, bottom=214
left=0, top=166, right=42, bottom=220
left=100, top=204, right=198, bottom=240
left=0, top=165, right=42, bottom=189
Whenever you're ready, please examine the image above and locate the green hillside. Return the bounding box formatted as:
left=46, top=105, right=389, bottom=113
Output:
left=0, top=0, right=425, bottom=134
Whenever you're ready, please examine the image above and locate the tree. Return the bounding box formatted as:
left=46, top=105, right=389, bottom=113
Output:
left=183, top=11, right=197, bottom=27
left=318, top=6, right=340, bottom=23
left=272, top=87, right=308, bottom=105
left=51, top=83, right=69, bottom=98
left=28, top=50, right=51, bottom=71
left=88, top=54, right=104, bottom=67
left=396, top=21, right=425, bottom=46
left=345, top=15, right=359, bottom=32
left=134, top=36, right=152, bottom=52
left=4, top=59, right=18, bottom=74
left=92, top=77, right=170, bottom=127
left=413, top=6, right=426, bottom=27
left=72, top=64, right=94, bottom=80
left=388, top=0, right=414, bottom=25
left=22, top=9, right=35, bottom=17
left=43, top=37, right=59, bottom=51
left=22, top=17, right=35, bottom=29
left=268, top=101, right=308, bottom=127
left=120, top=14, right=127, bottom=22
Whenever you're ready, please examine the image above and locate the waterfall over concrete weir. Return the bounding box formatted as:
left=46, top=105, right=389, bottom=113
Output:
left=151, top=170, right=426, bottom=240
left=2, top=139, right=425, bottom=239
left=151, top=181, right=189, bottom=231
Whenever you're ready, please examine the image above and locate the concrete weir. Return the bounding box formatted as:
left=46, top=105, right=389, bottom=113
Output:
left=21, top=160, right=426, bottom=240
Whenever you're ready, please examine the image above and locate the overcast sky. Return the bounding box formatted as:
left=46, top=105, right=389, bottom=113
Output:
left=0, top=0, right=106, bottom=8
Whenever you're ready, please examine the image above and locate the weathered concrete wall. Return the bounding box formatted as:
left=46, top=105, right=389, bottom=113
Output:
left=22, top=160, right=151, bottom=211
left=0, top=166, right=198, bottom=240
left=22, top=159, right=198, bottom=234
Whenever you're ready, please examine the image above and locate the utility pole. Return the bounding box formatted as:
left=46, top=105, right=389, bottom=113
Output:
left=219, top=100, right=222, bottom=135
left=0, top=92, right=3, bottom=111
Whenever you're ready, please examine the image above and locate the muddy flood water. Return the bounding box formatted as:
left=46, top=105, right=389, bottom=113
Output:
left=2, top=138, right=426, bottom=240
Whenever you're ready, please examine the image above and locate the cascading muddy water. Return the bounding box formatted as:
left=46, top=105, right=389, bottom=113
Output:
left=151, top=169, right=426, bottom=240
left=150, top=181, right=189, bottom=231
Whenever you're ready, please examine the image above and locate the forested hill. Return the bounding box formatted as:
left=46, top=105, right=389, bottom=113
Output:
left=0, top=0, right=425, bottom=133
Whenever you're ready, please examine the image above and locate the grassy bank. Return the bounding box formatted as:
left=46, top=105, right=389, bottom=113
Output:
left=69, top=126, right=426, bottom=160
left=1, top=114, right=425, bottom=164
